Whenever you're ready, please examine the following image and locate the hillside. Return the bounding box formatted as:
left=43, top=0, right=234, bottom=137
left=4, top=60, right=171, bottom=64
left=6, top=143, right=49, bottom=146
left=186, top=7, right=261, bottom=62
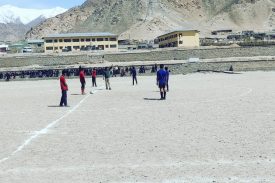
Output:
left=23, top=0, right=275, bottom=41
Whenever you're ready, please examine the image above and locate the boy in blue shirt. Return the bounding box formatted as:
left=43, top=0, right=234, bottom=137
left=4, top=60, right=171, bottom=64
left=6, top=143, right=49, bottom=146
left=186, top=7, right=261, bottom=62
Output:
left=157, top=64, right=167, bottom=100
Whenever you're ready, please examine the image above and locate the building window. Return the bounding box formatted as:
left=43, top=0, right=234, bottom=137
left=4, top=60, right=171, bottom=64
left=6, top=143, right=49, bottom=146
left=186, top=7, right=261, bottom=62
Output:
left=73, top=46, right=80, bottom=50
left=81, top=39, right=85, bottom=42
left=59, top=46, right=63, bottom=49
left=86, top=39, right=91, bottom=42
left=179, top=41, right=183, bottom=44
left=46, top=47, right=53, bottom=50
left=98, top=45, right=104, bottom=50
left=64, top=39, right=71, bottom=42
left=37, top=44, right=41, bottom=47
left=54, top=47, right=58, bottom=50
left=105, top=38, right=109, bottom=41
left=59, top=39, right=63, bottom=42
left=105, top=45, right=109, bottom=48
left=92, top=38, right=95, bottom=42
left=97, top=38, right=104, bottom=41
left=110, top=37, right=117, bottom=41
left=73, top=39, right=79, bottom=42
left=54, top=39, right=58, bottom=43
left=45, top=40, right=53, bottom=43
left=110, top=44, right=117, bottom=48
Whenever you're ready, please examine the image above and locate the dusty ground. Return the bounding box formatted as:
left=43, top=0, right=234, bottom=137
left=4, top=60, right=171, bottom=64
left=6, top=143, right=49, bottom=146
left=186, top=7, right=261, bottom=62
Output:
left=0, top=72, right=275, bottom=183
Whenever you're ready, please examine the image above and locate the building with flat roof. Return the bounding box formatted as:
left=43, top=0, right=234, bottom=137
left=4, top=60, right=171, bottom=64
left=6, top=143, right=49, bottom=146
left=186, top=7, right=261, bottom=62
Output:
left=157, top=30, right=200, bottom=49
left=27, top=39, right=44, bottom=53
left=43, top=32, right=118, bottom=53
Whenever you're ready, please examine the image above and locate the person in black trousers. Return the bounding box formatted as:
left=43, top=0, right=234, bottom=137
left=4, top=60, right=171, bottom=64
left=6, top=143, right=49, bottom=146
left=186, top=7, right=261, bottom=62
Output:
left=131, top=66, right=138, bottom=86
left=59, top=70, right=68, bottom=107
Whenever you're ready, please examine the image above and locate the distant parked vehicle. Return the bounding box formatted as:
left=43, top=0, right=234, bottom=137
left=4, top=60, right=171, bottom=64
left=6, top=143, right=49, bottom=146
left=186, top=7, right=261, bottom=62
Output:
left=22, top=47, right=32, bottom=53
left=82, top=45, right=96, bottom=51
left=62, top=48, right=70, bottom=52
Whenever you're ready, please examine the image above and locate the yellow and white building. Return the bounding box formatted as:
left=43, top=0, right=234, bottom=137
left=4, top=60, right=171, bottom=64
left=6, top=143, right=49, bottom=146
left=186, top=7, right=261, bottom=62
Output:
left=43, top=32, right=118, bottom=53
left=158, top=30, right=200, bottom=49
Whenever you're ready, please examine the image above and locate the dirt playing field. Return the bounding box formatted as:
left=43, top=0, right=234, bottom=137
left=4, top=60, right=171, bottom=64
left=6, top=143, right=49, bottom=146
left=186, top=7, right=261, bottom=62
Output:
left=0, top=72, right=275, bottom=183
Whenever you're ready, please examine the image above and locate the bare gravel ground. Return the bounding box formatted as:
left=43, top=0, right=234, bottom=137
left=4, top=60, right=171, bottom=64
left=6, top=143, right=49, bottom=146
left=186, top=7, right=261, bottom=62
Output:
left=0, top=72, right=275, bottom=183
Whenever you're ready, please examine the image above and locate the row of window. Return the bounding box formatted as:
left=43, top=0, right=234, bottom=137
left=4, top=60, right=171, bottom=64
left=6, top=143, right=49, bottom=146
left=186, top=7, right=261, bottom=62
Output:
left=159, top=41, right=184, bottom=48
left=46, top=44, right=117, bottom=50
left=159, top=41, right=183, bottom=46
left=159, top=33, right=183, bottom=42
left=45, top=37, right=117, bottom=43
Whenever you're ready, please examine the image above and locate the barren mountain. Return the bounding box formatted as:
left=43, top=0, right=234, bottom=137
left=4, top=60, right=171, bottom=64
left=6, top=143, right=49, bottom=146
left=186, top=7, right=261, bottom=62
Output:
left=26, top=0, right=275, bottom=41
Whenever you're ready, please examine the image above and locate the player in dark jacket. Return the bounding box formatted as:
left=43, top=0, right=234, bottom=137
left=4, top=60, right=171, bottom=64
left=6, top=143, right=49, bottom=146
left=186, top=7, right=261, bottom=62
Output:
left=103, top=66, right=112, bottom=90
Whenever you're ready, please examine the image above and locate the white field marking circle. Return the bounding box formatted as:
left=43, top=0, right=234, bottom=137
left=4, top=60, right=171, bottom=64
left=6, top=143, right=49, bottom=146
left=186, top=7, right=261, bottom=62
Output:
left=0, top=94, right=92, bottom=164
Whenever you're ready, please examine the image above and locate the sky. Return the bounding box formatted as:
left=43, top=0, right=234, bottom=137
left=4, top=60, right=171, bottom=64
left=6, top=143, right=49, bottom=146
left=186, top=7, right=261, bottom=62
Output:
left=0, top=0, right=86, bottom=9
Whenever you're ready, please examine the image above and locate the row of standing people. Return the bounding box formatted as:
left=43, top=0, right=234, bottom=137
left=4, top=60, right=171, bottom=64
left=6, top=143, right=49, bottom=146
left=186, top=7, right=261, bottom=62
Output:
left=0, top=66, right=148, bottom=81
left=59, top=65, right=170, bottom=106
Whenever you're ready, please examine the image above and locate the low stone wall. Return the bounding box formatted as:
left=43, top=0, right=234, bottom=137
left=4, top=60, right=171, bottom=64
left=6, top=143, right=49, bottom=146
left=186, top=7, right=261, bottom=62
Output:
left=0, top=54, right=103, bottom=68
left=105, top=46, right=275, bottom=62
left=169, top=61, right=275, bottom=75
left=1, top=46, right=275, bottom=68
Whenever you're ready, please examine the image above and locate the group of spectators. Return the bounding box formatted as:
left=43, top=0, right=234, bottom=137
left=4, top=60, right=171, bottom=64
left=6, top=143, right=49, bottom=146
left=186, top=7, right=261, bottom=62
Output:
left=0, top=65, right=155, bottom=81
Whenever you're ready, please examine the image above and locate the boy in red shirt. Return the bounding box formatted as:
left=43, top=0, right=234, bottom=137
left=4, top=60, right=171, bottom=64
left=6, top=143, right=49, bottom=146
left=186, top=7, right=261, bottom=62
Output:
left=79, top=67, right=86, bottom=95
left=59, top=70, right=68, bottom=107
left=92, top=68, right=97, bottom=87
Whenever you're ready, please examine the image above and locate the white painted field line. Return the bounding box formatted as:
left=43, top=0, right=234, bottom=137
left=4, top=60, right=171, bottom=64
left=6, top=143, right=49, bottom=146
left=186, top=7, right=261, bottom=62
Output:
left=0, top=94, right=91, bottom=164
left=90, top=86, right=104, bottom=94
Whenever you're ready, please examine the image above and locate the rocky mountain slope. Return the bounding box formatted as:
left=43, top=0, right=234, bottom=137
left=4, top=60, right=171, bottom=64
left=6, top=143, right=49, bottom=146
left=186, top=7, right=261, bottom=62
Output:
left=23, top=0, right=275, bottom=41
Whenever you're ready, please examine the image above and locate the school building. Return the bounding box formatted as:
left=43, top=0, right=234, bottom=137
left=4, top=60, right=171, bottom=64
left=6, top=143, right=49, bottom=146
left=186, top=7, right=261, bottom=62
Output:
left=43, top=32, right=118, bottom=53
left=157, top=30, right=200, bottom=49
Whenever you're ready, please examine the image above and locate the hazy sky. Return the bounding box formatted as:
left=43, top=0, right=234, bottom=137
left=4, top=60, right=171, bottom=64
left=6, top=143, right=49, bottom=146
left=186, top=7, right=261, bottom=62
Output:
left=0, top=0, right=86, bottom=9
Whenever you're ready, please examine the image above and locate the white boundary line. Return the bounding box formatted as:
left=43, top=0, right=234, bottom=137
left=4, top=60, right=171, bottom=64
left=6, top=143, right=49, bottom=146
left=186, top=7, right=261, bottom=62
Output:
left=0, top=86, right=106, bottom=164
left=0, top=86, right=253, bottom=164
left=0, top=94, right=91, bottom=164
